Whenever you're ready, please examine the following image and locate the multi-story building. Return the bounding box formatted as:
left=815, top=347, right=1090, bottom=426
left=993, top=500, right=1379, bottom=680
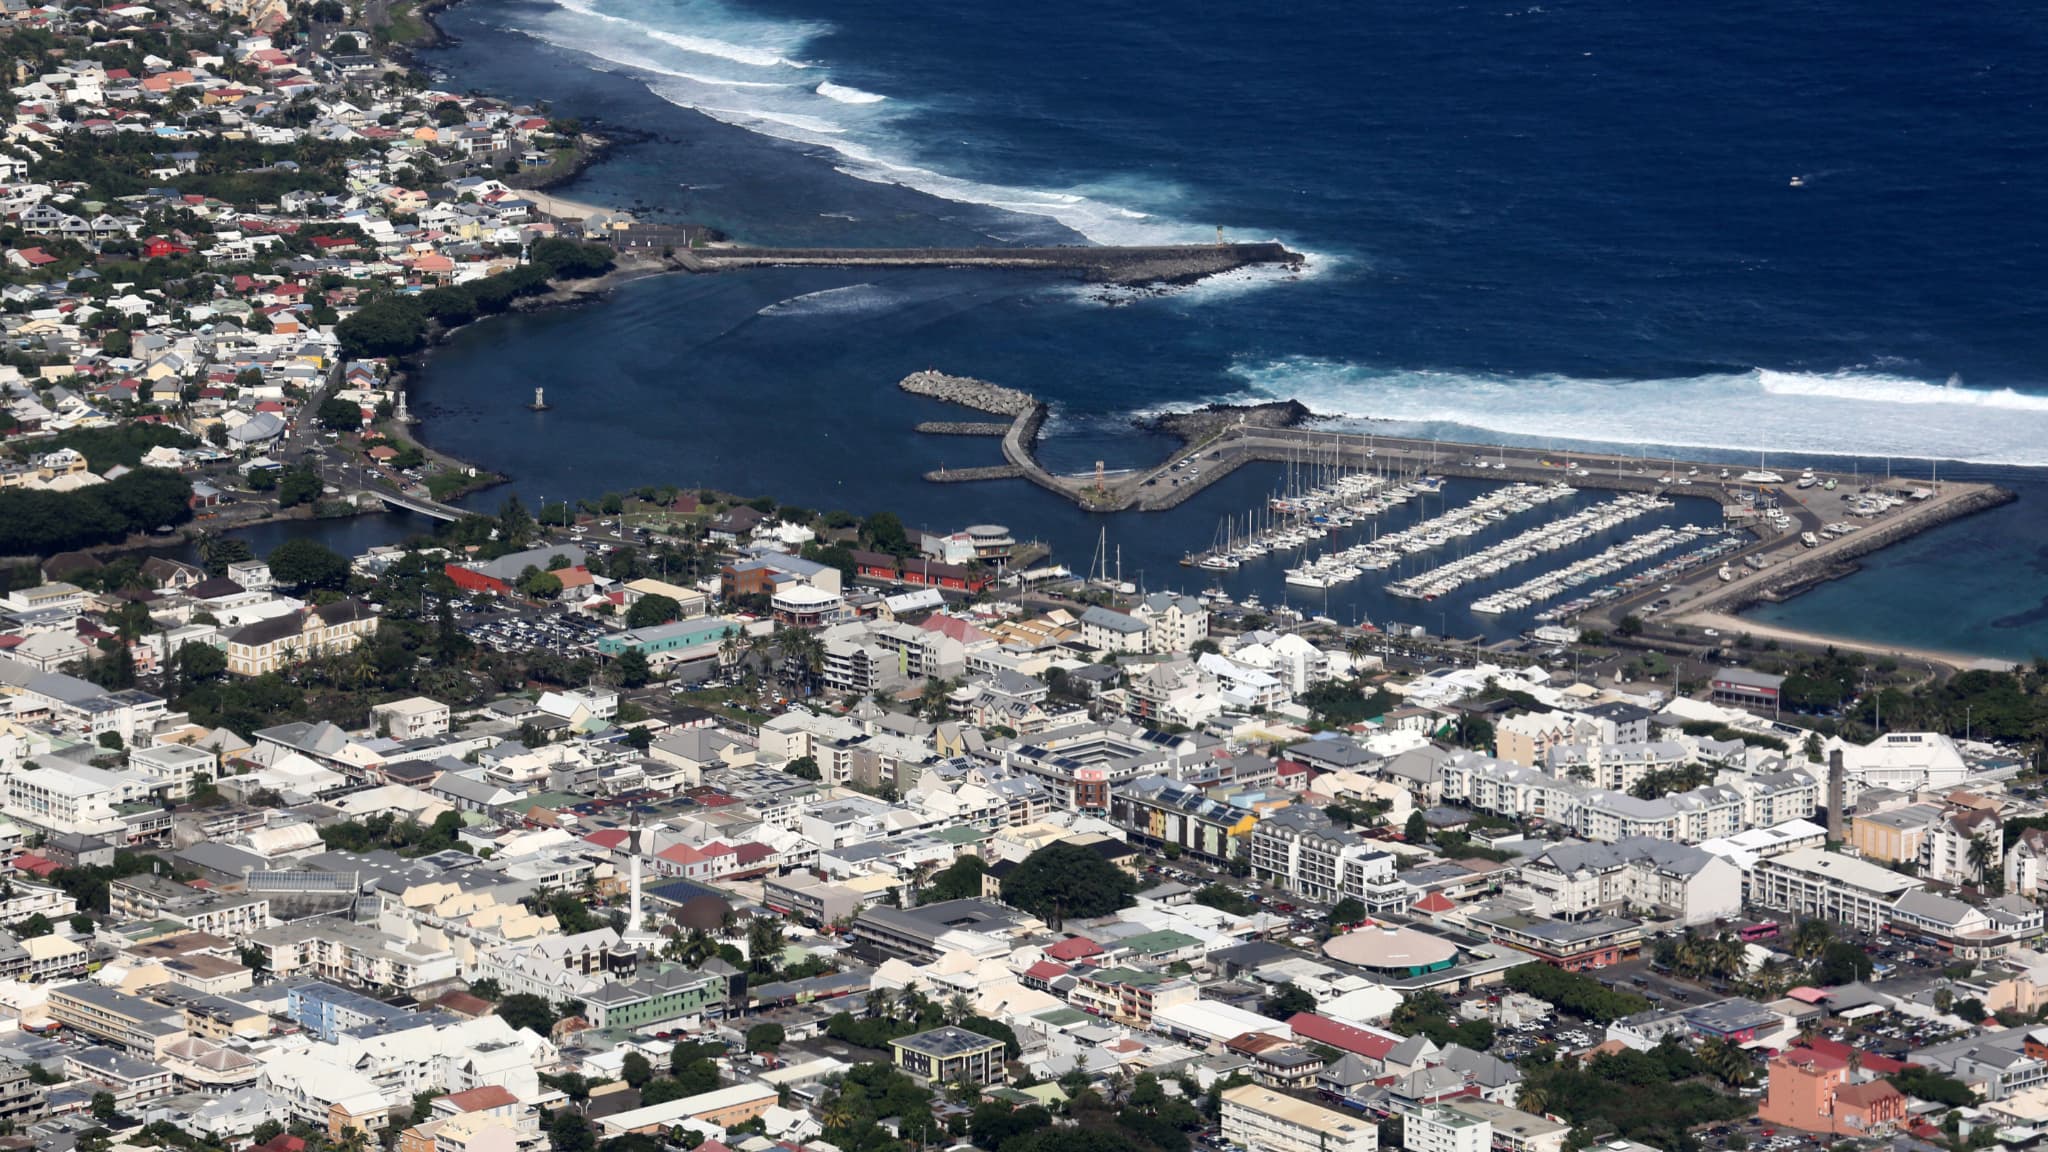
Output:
left=579, top=962, right=736, bottom=1029
left=1922, top=807, right=2002, bottom=888
left=225, top=600, right=379, bottom=676
left=110, top=874, right=271, bottom=937
left=1069, top=966, right=1198, bottom=1027
left=1850, top=803, right=1944, bottom=864
left=0, top=1061, right=46, bottom=1123
left=1220, top=1084, right=1378, bottom=1152
left=1464, top=902, right=1642, bottom=970
left=890, top=1025, right=1008, bottom=1087
left=1133, top=593, right=1209, bottom=653
left=1758, top=1050, right=1908, bottom=1136
left=1110, top=776, right=1257, bottom=864
left=1751, top=849, right=1920, bottom=934
left=247, top=920, right=459, bottom=991
left=1493, top=712, right=1607, bottom=768
left=1404, top=1105, right=1491, bottom=1152
left=1514, top=838, right=1742, bottom=927
left=66, top=1047, right=174, bottom=1103
left=1250, top=805, right=1410, bottom=913
left=46, top=983, right=186, bottom=1057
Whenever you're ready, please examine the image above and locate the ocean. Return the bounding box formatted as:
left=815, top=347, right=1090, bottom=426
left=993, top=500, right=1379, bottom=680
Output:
left=389, top=0, right=2048, bottom=657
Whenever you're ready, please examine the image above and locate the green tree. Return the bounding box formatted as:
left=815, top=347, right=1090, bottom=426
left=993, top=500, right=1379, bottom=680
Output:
left=621, top=1050, right=654, bottom=1089
left=1259, top=983, right=1316, bottom=1018
left=614, top=648, right=651, bottom=688
left=746, top=1022, right=785, bottom=1052
left=497, top=993, right=557, bottom=1035
left=547, top=1109, right=596, bottom=1152
left=1330, top=897, right=1366, bottom=927
left=784, top=755, right=821, bottom=781
left=278, top=466, right=323, bottom=508
left=267, top=538, right=349, bottom=590
left=1000, top=842, right=1138, bottom=925
left=316, top=395, right=364, bottom=430
left=1404, top=810, right=1428, bottom=843
left=625, top=594, right=682, bottom=629
left=918, top=855, right=987, bottom=904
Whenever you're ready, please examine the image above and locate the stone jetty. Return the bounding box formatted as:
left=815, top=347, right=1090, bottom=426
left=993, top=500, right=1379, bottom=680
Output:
left=914, top=421, right=1012, bottom=436
left=685, top=242, right=1303, bottom=286
left=899, top=371, right=1038, bottom=416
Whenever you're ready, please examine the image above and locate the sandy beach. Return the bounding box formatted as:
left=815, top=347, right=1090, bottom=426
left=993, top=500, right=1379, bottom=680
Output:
left=526, top=189, right=632, bottom=223
left=1679, top=610, right=2015, bottom=673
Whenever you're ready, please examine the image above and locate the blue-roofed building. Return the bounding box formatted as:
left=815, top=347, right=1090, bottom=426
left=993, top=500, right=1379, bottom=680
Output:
left=285, top=981, right=409, bottom=1041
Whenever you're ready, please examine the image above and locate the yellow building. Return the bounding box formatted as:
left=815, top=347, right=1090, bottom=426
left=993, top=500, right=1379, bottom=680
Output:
left=1850, top=804, right=1943, bottom=864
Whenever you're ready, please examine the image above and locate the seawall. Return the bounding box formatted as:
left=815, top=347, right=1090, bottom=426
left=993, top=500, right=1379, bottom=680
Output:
left=688, top=242, right=1303, bottom=285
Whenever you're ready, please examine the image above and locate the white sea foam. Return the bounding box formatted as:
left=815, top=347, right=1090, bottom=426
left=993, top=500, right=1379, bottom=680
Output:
left=816, top=81, right=885, bottom=104
left=1214, top=359, right=2048, bottom=466
left=525, top=0, right=1248, bottom=252
left=755, top=283, right=893, bottom=317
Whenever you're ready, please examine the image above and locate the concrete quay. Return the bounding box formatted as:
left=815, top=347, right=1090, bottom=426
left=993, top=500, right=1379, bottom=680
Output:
left=682, top=242, right=1303, bottom=285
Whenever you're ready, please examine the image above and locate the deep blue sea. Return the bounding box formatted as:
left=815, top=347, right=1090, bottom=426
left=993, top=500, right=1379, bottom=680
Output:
left=376, top=0, right=2048, bottom=657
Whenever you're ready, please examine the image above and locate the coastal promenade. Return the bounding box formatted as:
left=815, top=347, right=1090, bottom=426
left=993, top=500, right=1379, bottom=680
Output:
left=677, top=242, right=1303, bottom=285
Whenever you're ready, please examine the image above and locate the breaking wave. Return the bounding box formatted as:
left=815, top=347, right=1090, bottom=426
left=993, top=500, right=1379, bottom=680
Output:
left=1214, top=359, right=2048, bottom=465
left=520, top=0, right=1240, bottom=249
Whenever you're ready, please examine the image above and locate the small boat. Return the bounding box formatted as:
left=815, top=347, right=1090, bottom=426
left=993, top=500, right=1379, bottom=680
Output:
left=1789, top=175, right=1805, bottom=187
left=1801, top=531, right=1819, bottom=548
left=1719, top=564, right=1735, bottom=582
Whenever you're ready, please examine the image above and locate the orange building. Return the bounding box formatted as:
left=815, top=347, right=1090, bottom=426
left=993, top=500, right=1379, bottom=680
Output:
left=1758, top=1050, right=1908, bottom=1137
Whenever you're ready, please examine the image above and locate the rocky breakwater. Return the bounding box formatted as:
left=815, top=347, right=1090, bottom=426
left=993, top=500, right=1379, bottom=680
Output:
left=694, top=243, right=1304, bottom=286
left=902, top=372, right=1070, bottom=498
left=1142, top=399, right=1315, bottom=448
left=899, top=370, right=1038, bottom=416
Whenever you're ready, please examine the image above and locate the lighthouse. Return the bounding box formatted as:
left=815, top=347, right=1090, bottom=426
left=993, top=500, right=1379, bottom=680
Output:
left=528, top=386, right=551, bottom=412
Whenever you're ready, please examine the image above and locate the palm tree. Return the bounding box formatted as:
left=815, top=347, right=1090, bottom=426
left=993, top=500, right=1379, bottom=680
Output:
left=944, top=991, right=974, bottom=1024
left=819, top=1096, right=856, bottom=1133
left=1790, top=919, right=1833, bottom=962
left=1516, top=1085, right=1549, bottom=1116
left=1966, top=835, right=1994, bottom=886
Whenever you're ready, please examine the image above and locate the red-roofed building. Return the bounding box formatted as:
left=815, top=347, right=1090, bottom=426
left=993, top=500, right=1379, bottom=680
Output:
left=1044, top=936, right=1102, bottom=962
left=583, top=828, right=630, bottom=852
left=919, top=615, right=992, bottom=645
left=726, top=843, right=777, bottom=877
left=439, top=1085, right=519, bottom=1114
left=10, top=852, right=60, bottom=878
left=1288, top=1012, right=1398, bottom=1062
left=1792, top=1037, right=1914, bottom=1077
left=142, top=237, right=191, bottom=258
left=1759, top=1049, right=1908, bottom=1137
left=656, top=843, right=712, bottom=879
left=1021, top=960, right=1069, bottom=991
left=1413, top=891, right=1458, bottom=915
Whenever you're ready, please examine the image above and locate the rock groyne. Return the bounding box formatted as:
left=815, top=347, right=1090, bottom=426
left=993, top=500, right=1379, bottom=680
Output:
left=915, top=421, right=1012, bottom=437
left=694, top=243, right=1303, bottom=286
left=899, top=370, right=1039, bottom=416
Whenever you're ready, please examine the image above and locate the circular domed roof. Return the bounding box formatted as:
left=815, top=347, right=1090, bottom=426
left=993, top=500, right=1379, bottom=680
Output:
left=1322, top=924, right=1459, bottom=972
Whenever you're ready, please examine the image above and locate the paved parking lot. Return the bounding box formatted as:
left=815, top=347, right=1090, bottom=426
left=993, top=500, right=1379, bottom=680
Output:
left=465, top=611, right=609, bottom=654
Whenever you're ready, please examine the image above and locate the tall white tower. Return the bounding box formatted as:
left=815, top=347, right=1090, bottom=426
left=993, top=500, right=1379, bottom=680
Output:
left=626, top=815, right=645, bottom=935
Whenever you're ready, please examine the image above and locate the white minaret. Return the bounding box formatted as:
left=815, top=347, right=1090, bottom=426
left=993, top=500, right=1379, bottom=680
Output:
left=627, top=815, right=645, bottom=935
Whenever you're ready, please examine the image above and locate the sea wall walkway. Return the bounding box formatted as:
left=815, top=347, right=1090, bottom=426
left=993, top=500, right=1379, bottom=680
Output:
left=680, top=242, right=1302, bottom=285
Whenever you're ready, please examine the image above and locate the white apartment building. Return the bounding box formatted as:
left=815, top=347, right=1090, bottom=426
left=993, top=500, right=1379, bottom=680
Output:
left=1404, top=1106, right=1491, bottom=1152
left=1752, top=848, right=1920, bottom=934
left=5, top=763, right=150, bottom=837
left=1222, top=1084, right=1378, bottom=1152
left=1251, top=806, right=1411, bottom=913
left=1134, top=593, right=1209, bottom=653
left=370, top=697, right=451, bottom=739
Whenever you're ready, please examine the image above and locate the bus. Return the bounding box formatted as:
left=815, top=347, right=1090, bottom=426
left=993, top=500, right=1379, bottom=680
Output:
left=1738, top=921, right=1781, bottom=943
